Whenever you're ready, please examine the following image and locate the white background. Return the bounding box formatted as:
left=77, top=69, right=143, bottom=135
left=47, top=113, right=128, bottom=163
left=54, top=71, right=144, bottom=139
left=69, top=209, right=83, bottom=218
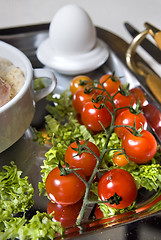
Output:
left=0, top=0, right=161, bottom=42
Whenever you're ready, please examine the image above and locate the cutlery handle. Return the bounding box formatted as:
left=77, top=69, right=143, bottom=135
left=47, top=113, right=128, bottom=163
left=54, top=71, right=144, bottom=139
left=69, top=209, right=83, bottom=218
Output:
left=145, top=22, right=161, bottom=50
left=146, top=73, right=161, bottom=103
left=138, top=62, right=161, bottom=104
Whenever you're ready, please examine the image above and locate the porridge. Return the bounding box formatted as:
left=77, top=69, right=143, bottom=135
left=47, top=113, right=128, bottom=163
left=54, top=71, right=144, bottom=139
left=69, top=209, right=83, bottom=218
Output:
left=0, top=58, right=25, bottom=107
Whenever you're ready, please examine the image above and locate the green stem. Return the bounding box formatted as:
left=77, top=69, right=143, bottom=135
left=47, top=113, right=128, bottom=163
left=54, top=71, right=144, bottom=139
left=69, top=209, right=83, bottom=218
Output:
left=75, top=80, right=139, bottom=226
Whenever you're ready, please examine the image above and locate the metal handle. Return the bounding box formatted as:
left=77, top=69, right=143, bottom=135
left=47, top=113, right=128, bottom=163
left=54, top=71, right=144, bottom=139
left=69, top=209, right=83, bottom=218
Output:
left=126, top=22, right=161, bottom=76
left=126, top=22, right=161, bottom=103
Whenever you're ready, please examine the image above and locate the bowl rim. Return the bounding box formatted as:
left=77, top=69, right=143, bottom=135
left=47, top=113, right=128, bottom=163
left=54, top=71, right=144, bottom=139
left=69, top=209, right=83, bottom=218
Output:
left=0, top=40, right=33, bottom=113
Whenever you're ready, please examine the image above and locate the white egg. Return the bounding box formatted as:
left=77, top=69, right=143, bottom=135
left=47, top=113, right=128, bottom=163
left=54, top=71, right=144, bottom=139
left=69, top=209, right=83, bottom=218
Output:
left=49, top=4, right=96, bottom=56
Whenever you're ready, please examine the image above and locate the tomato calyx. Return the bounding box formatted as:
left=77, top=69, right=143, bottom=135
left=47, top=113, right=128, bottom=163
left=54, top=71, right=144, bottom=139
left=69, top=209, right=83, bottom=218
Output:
left=114, top=118, right=143, bottom=137
left=129, top=101, right=142, bottom=115
left=129, top=120, right=143, bottom=137
left=58, top=162, right=86, bottom=181
left=91, top=94, right=105, bottom=104
left=77, top=79, right=92, bottom=87
left=118, top=83, right=131, bottom=97
left=110, top=72, right=122, bottom=83
left=83, top=85, right=94, bottom=94
left=105, top=192, right=122, bottom=205
left=58, top=162, right=74, bottom=176
left=71, top=139, right=91, bottom=156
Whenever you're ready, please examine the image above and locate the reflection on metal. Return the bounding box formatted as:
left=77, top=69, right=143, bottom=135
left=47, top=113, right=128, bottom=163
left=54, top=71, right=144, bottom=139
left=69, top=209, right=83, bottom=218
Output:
left=126, top=22, right=161, bottom=103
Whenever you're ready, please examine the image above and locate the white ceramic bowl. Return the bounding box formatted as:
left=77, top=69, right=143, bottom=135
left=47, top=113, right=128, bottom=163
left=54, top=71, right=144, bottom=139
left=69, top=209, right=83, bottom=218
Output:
left=0, top=41, right=57, bottom=153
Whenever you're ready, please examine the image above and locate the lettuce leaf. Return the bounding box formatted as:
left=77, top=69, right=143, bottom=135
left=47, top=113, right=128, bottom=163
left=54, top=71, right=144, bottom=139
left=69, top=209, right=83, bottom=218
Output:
left=0, top=161, right=34, bottom=222
left=0, top=162, right=64, bottom=240
left=0, top=211, right=64, bottom=240
left=122, top=160, right=161, bottom=191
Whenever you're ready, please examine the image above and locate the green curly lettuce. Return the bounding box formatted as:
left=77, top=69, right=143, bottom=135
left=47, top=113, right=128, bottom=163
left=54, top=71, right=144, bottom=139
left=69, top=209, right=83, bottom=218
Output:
left=122, top=160, right=161, bottom=191
left=46, top=90, right=74, bottom=121
left=0, top=211, right=64, bottom=240
left=0, top=161, right=34, bottom=222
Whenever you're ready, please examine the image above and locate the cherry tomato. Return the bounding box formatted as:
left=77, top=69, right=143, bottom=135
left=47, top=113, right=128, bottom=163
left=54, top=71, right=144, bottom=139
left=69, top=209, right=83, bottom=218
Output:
left=130, top=87, right=148, bottom=107
left=114, top=109, right=147, bottom=139
left=94, top=205, right=104, bottom=219
left=155, top=127, right=161, bottom=140
left=47, top=199, right=82, bottom=228
left=99, top=74, right=121, bottom=96
left=45, top=167, right=86, bottom=205
left=76, top=113, right=83, bottom=125
left=113, top=92, right=136, bottom=116
left=113, top=151, right=129, bottom=167
left=70, top=75, right=92, bottom=95
left=65, top=140, right=100, bottom=177
left=81, top=101, right=113, bottom=132
left=121, top=130, right=157, bottom=164
left=98, top=169, right=137, bottom=209
left=72, top=88, right=97, bottom=114
left=143, top=103, right=161, bottom=131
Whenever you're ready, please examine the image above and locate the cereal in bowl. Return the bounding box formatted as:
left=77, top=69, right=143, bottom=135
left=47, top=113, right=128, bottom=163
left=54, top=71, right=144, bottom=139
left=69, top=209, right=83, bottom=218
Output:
left=0, top=58, right=25, bottom=107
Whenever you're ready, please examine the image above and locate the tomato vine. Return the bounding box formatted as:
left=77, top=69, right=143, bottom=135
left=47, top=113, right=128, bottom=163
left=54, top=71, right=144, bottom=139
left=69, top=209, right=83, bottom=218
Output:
left=43, top=73, right=157, bottom=230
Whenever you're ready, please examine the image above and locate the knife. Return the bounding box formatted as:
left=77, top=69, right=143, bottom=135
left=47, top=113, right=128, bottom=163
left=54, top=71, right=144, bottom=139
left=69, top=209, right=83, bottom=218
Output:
left=124, top=22, right=161, bottom=64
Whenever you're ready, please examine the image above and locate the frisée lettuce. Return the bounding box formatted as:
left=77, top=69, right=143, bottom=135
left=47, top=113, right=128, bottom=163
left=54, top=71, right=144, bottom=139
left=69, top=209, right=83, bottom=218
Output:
left=0, top=211, right=64, bottom=240
left=0, top=162, right=64, bottom=240
left=0, top=162, right=34, bottom=222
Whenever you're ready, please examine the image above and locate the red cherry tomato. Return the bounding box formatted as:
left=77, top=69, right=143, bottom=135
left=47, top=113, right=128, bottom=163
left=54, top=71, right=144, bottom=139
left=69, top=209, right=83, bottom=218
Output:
left=113, top=92, right=136, bottom=116
left=76, top=113, right=83, bottom=125
left=114, top=109, right=147, bottom=139
left=113, top=151, right=129, bottom=167
left=94, top=205, right=104, bottom=219
left=130, top=87, right=148, bottom=107
left=99, top=74, right=121, bottom=96
left=155, top=127, right=161, bottom=140
left=45, top=167, right=86, bottom=206
left=143, top=103, right=161, bottom=131
left=72, top=88, right=97, bottom=114
left=121, top=130, right=157, bottom=164
left=70, top=75, right=92, bottom=95
left=47, top=199, right=82, bottom=228
left=81, top=101, right=113, bottom=132
left=98, top=169, right=137, bottom=209
left=65, top=140, right=100, bottom=177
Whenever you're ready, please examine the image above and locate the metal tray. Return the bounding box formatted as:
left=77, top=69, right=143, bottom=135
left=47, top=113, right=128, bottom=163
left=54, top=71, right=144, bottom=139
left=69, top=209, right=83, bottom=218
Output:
left=1, top=24, right=161, bottom=240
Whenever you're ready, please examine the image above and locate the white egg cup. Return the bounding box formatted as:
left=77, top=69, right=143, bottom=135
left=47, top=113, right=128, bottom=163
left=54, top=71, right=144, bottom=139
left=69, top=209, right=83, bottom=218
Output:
left=37, top=4, right=109, bottom=75
left=37, top=38, right=109, bottom=75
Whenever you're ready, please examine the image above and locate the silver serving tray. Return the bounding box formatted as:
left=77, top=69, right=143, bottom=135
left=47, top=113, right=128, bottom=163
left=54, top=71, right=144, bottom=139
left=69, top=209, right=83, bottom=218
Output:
left=1, top=24, right=161, bottom=239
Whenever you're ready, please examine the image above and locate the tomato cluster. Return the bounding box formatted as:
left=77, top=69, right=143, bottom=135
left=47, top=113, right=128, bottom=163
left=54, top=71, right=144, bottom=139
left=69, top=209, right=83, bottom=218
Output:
left=45, top=73, right=159, bottom=227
